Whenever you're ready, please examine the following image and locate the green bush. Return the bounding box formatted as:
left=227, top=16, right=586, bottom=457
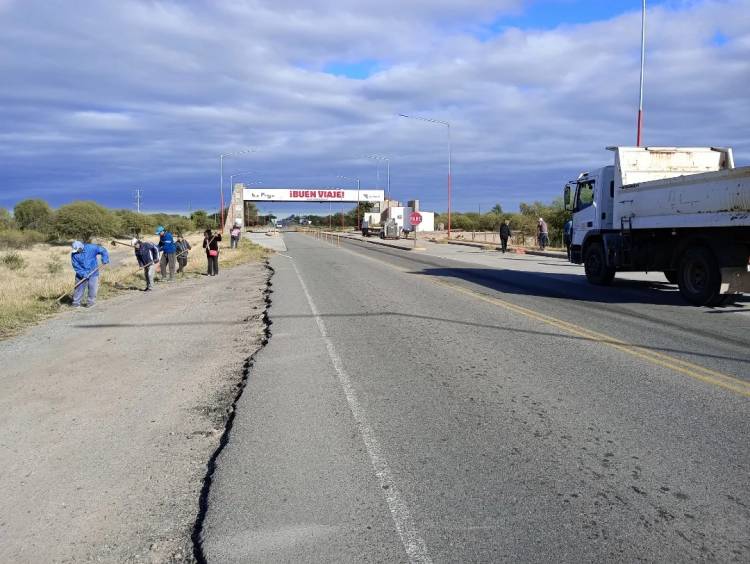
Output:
left=2, top=251, right=26, bottom=270
left=14, top=199, right=52, bottom=232
left=113, top=210, right=155, bottom=238
left=0, top=207, right=15, bottom=230
left=53, top=201, right=122, bottom=240
left=0, top=229, right=47, bottom=249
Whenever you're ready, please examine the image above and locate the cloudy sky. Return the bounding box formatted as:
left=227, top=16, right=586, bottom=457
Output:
left=1, top=0, right=749, bottom=216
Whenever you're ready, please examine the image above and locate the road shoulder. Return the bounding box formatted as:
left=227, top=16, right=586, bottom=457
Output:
left=0, top=260, right=270, bottom=563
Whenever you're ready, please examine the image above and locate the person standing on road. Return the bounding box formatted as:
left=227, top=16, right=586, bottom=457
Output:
left=70, top=240, right=109, bottom=308
left=499, top=219, right=511, bottom=254
left=563, top=219, right=573, bottom=260
left=133, top=238, right=159, bottom=291
left=203, top=229, right=222, bottom=276
left=229, top=221, right=242, bottom=249
left=537, top=218, right=549, bottom=250
left=175, top=236, right=191, bottom=274
left=156, top=226, right=177, bottom=281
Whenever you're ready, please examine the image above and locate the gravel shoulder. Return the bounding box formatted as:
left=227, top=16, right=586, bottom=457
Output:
left=0, top=260, right=270, bottom=563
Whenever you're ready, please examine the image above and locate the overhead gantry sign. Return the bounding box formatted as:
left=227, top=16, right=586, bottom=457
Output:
left=226, top=184, right=385, bottom=228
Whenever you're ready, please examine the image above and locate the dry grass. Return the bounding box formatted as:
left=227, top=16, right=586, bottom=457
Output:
left=0, top=233, right=268, bottom=339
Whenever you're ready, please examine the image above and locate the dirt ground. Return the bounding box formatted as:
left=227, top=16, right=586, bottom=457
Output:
left=0, top=259, right=269, bottom=563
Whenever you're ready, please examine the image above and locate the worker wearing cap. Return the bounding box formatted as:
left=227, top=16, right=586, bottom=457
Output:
left=133, top=238, right=159, bottom=291
left=155, top=226, right=176, bottom=281
left=537, top=218, right=549, bottom=251
left=70, top=240, right=110, bottom=308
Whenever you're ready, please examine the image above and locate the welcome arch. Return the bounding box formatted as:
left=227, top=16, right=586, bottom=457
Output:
left=226, top=184, right=384, bottom=228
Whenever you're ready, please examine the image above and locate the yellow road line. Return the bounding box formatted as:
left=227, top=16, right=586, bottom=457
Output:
left=330, top=237, right=750, bottom=398
left=428, top=277, right=750, bottom=398
left=312, top=231, right=750, bottom=398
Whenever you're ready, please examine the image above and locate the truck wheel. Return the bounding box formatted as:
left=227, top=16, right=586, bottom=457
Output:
left=677, top=246, right=721, bottom=306
left=663, top=270, right=678, bottom=284
left=584, top=242, right=616, bottom=285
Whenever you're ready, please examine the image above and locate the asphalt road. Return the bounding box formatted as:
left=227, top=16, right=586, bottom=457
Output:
left=202, top=232, right=749, bottom=563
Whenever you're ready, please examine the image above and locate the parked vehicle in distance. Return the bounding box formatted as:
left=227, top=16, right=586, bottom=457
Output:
left=565, top=146, right=750, bottom=306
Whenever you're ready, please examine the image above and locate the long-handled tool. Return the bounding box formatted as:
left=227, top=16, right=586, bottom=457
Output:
left=110, top=240, right=136, bottom=248
left=55, top=263, right=107, bottom=303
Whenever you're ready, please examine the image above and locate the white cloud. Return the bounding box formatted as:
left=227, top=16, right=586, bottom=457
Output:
left=0, top=0, right=748, bottom=213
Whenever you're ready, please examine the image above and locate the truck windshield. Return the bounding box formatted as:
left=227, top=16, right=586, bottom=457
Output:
left=577, top=181, right=595, bottom=210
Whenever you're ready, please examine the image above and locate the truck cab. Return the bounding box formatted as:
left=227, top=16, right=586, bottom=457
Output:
left=565, top=166, right=615, bottom=263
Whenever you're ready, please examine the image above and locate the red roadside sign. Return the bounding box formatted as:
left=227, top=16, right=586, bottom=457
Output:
left=410, top=211, right=423, bottom=225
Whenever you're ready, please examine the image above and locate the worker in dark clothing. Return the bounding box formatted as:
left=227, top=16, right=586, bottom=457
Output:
left=156, top=226, right=176, bottom=281
left=563, top=219, right=573, bottom=260
left=499, top=219, right=511, bottom=254
left=203, top=229, right=222, bottom=276
left=133, top=238, right=159, bottom=290
left=175, top=236, right=191, bottom=274
left=537, top=218, right=549, bottom=250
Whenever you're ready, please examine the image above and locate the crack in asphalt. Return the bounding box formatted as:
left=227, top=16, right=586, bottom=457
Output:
left=190, top=260, right=274, bottom=564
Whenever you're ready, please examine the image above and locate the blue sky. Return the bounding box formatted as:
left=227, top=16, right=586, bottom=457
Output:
left=1, top=0, right=748, bottom=216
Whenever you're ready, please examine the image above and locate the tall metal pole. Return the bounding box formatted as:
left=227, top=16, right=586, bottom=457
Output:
left=338, top=175, right=360, bottom=230
left=637, top=0, right=646, bottom=147
left=447, top=122, right=452, bottom=238
left=218, top=148, right=256, bottom=232
left=367, top=155, right=390, bottom=202
left=399, top=114, right=452, bottom=238
left=219, top=155, right=224, bottom=229
left=386, top=159, right=390, bottom=201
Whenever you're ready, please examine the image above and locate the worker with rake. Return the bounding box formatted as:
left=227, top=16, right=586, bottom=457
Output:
left=70, top=240, right=110, bottom=308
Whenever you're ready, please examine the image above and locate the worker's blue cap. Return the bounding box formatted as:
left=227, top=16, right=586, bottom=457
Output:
left=71, top=240, right=84, bottom=251
left=155, top=226, right=165, bottom=234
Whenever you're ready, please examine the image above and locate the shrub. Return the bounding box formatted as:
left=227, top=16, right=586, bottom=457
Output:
left=14, top=199, right=52, bottom=231
left=53, top=201, right=122, bottom=240
left=46, top=253, right=63, bottom=274
left=113, top=210, right=155, bottom=238
left=0, top=207, right=15, bottom=230
left=0, top=228, right=47, bottom=249
left=2, top=251, right=26, bottom=270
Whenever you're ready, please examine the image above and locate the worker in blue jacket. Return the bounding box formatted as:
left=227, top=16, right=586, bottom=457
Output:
left=70, top=240, right=110, bottom=308
left=156, top=225, right=176, bottom=281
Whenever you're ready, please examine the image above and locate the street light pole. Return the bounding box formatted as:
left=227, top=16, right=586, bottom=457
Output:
left=399, top=114, right=452, bottom=238
left=637, top=0, right=646, bottom=147
left=219, top=148, right=256, bottom=232
left=367, top=155, right=391, bottom=201
left=338, top=175, right=361, bottom=229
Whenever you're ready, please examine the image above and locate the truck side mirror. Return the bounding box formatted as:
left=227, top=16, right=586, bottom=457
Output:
left=564, top=185, right=573, bottom=211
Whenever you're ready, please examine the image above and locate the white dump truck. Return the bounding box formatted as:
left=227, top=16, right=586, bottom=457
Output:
left=565, top=146, right=750, bottom=306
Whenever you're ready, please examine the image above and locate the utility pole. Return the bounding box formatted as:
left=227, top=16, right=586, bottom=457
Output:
left=134, top=189, right=143, bottom=213
left=637, top=0, right=647, bottom=146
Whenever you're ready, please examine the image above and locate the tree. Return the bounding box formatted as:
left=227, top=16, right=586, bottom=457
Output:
left=190, top=210, right=213, bottom=230
left=53, top=201, right=121, bottom=240
left=0, top=207, right=15, bottom=230
left=14, top=199, right=52, bottom=231
left=243, top=202, right=258, bottom=226
left=113, top=210, right=153, bottom=238
left=490, top=204, right=503, bottom=215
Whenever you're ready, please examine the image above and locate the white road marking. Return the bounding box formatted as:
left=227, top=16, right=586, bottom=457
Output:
left=287, top=257, right=433, bottom=564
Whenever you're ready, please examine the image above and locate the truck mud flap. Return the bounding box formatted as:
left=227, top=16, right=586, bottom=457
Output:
left=720, top=266, right=750, bottom=294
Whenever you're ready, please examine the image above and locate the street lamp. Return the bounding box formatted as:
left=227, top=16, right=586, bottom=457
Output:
left=229, top=170, right=256, bottom=191
left=219, top=148, right=256, bottom=231
left=637, top=0, right=646, bottom=146
left=338, top=174, right=361, bottom=229
left=367, top=155, right=391, bottom=201
left=399, top=113, right=452, bottom=238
